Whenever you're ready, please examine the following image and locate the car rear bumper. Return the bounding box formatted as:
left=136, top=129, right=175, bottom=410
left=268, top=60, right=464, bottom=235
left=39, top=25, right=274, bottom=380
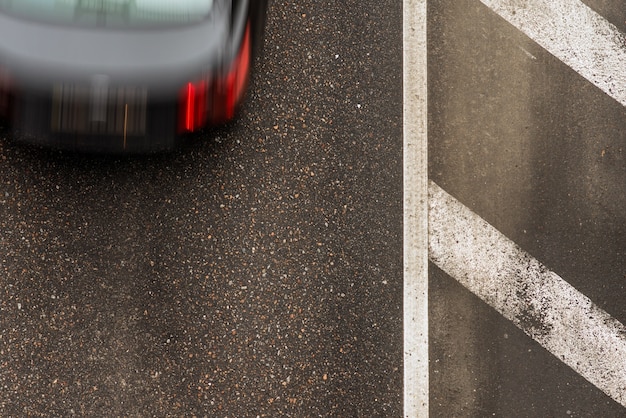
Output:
left=10, top=90, right=180, bottom=153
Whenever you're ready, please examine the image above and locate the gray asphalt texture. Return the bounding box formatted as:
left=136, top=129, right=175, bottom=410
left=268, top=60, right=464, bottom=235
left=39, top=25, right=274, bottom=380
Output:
left=0, top=1, right=403, bottom=416
left=429, top=0, right=626, bottom=415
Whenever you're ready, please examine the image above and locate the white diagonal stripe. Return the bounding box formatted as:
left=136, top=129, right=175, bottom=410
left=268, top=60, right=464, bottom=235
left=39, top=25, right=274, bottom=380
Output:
left=429, top=180, right=626, bottom=407
left=480, top=0, right=626, bottom=107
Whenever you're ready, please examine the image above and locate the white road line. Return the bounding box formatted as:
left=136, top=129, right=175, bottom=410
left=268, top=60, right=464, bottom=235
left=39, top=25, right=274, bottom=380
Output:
left=480, top=0, right=626, bottom=107
left=429, top=180, right=626, bottom=408
left=403, top=0, right=428, bottom=417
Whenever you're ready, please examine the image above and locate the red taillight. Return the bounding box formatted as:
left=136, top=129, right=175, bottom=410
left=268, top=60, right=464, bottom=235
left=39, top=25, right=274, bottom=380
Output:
left=185, top=82, right=195, bottom=131
left=178, top=22, right=252, bottom=133
left=178, top=80, right=208, bottom=133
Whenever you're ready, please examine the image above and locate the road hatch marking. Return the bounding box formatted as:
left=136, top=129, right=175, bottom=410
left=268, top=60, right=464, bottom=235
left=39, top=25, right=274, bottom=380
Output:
left=480, top=0, right=626, bottom=107
left=429, top=180, right=626, bottom=408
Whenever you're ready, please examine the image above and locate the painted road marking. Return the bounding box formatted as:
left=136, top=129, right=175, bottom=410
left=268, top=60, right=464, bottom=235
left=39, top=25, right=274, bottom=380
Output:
left=414, top=0, right=626, bottom=415
left=403, top=0, right=428, bottom=416
left=429, top=180, right=626, bottom=408
left=480, top=0, right=626, bottom=107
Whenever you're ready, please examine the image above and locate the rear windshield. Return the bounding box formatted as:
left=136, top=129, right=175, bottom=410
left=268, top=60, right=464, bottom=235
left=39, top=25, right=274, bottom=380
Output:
left=0, top=0, right=214, bottom=27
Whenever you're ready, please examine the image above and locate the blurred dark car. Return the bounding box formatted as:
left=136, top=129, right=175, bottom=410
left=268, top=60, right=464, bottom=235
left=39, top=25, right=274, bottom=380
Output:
left=0, top=0, right=268, bottom=152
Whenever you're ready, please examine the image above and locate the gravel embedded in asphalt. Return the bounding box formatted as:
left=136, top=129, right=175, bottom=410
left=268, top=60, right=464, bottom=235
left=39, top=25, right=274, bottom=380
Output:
left=0, top=1, right=403, bottom=416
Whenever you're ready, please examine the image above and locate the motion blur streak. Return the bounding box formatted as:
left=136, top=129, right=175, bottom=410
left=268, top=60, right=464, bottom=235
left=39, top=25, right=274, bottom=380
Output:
left=0, top=65, right=11, bottom=118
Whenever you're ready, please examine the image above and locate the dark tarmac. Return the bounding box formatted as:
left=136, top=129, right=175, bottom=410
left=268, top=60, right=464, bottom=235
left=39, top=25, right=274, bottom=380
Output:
left=0, top=1, right=403, bottom=416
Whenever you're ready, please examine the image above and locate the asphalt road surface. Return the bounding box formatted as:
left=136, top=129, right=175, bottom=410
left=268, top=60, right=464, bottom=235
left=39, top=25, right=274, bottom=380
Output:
left=0, top=1, right=403, bottom=416
left=429, top=0, right=626, bottom=416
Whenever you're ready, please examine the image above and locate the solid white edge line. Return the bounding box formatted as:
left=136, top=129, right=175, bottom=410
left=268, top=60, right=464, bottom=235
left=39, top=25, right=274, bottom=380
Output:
left=403, top=0, right=428, bottom=417
left=480, top=0, right=626, bottom=107
left=429, top=180, right=626, bottom=408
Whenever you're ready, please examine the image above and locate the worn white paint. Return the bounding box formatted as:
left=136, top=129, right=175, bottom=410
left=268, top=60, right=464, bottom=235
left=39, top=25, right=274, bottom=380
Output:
left=480, top=0, right=626, bottom=107
left=429, top=180, right=626, bottom=408
left=403, top=0, right=428, bottom=416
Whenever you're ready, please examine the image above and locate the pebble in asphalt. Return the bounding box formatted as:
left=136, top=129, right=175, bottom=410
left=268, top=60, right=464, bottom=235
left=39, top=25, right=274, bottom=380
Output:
left=0, top=1, right=403, bottom=416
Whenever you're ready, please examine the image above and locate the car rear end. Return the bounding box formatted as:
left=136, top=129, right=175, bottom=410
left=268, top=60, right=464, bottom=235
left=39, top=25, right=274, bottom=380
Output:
left=0, top=0, right=267, bottom=153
